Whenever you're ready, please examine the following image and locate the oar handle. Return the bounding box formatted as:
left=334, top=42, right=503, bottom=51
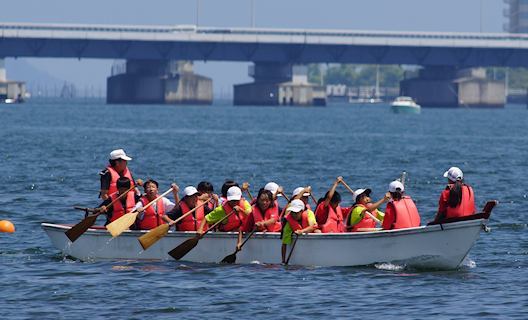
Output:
left=285, top=232, right=300, bottom=265
left=131, top=187, right=174, bottom=214
left=171, top=198, right=211, bottom=225
left=341, top=179, right=381, bottom=224
left=74, top=206, right=96, bottom=213
left=200, top=210, right=236, bottom=238
left=279, top=191, right=290, bottom=202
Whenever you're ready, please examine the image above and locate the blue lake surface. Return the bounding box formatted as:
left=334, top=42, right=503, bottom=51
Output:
left=0, top=99, right=527, bottom=319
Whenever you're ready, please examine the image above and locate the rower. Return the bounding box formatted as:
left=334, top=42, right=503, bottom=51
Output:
left=134, top=180, right=178, bottom=230
left=432, top=167, right=476, bottom=223
left=198, top=186, right=250, bottom=234
left=347, top=188, right=389, bottom=232
left=99, top=149, right=136, bottom=200
left=241, top=188, right=281, bottom=233
left=97, top=177, right=138, bottom=225
left=382, top=180, right=421, bottom=230
left=281, top=199, right=319, bottom=264
left=170, top=186, right=213, bottom=231
left=197, top=181, right=218, bottom=210
left=314, top=176, right=348, bottom=233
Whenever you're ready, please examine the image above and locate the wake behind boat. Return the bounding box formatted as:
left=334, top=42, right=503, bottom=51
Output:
left=42, top=202, right=495, bottom=269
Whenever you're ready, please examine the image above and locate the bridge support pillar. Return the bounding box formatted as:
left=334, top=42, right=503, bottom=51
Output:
left=400, top=66, right=505, bottom=108
left=107, top=60, right=212, bottom=104
left=234, top=62, right=326, bottom=106
left=0, top=58, right=26, bottom=103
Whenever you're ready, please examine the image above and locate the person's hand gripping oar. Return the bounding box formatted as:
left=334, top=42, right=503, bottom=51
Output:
left=138, top=198, right=212, bottom=250
left=106, top=185, right=175, bottom=238
left=65, top=179, right=143, bottom=242
left=242, top=182, right=254, bottom=201
left=339, top=179, right=382, bottom=225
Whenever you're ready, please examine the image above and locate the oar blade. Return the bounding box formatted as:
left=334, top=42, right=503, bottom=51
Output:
left=220, top=252, right=237, bottom=264
left=138, top=224, right=170, bottom=250
left=65, top=214, right=99, bottom=242
left=106, top=212, right=138, bottom=238
left=168, top=237, right=199, bottom=260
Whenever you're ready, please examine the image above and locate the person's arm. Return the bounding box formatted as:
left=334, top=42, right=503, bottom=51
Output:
left=236, top=230, right=243, bottom=251
left=281, top=243, right=287, bottom=264
left=324, top=177, right=341, bottom=206
left=171, top=183, right=180, bottom=204
left=382, top=203, right=395, bottom=230
left=367, top=192, right=391, bottom=212
left=99, top=170, right=111, bottom=200
left=199, top=206, right=226, bottom=234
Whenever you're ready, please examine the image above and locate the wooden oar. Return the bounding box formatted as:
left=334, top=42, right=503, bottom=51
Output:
left=220, top=228, right=257, bottom=264
left=279, top=191, right=290, bottom=202
left=106, top=187, right=173, bottom=238
left=65, top=184, right=136, bottom=242
left=168, top=210, right=236, bottom=260
left=340, top=179, right=381, bottom=224
left=285, top=232, right=300, bottom=265
left=242, top=182, right=254, bottom=201
left=138, top=199, right=211, bottom=250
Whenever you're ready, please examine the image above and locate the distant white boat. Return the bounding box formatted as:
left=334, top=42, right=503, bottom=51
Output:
left=391, top=96, right=421, bottom=114
left=349, top=97, right=383, bottom=104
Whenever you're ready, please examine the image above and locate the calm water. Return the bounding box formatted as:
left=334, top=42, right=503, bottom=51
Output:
left=0, top=99, right=527, bottom=319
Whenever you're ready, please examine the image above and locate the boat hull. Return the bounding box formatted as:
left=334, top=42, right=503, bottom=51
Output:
left=42, top=220, right=487, bottom=269
left=391, top=104, right=421, bottom=114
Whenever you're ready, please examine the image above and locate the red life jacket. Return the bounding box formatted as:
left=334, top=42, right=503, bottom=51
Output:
left=386, top=196, right=421, bottom=230
left=109, top=191, right=136, bottom=222
left=177, top=199, right=206, bottom=231
left=136, top=196, right=165, bottom=230
left=445, top=185, right=476, bottom=219
left=107, top=166, right=134, bottom=195
left=285, top=211, right=310, bottom=231
left=218, top=200, right=244, bottom=232
left=251, top=204, right=281, bottom=232
left=348, top=204, right=377, bottom=231
left=315, top=203, right=345, bottom=233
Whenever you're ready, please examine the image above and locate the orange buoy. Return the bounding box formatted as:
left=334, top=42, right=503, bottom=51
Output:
left=0, top=220, right=15, bottom=233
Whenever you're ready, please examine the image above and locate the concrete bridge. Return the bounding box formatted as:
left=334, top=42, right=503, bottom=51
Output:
left=2, top=22, right=527, bottom=106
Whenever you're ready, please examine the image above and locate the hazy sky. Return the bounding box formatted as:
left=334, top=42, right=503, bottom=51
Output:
left=0, top=0, right=505, bottom=94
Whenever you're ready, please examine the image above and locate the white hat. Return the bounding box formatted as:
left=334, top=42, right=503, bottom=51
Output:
left=264, top=182, right=280, bottom=196
left=286, top=199, right=305, bottom=213
left=352, top=188, right=371, bottom=203
left=109, top=149, right=132, bottom=161
left=292, top=187, right=310, bottom=198
left=388, top=180, right=405, bottom=193
left=443, top=167, right=463, bottom=182
left=183, top=186, right=199, bottom=197
left=226, top=186, right=242, bottom=201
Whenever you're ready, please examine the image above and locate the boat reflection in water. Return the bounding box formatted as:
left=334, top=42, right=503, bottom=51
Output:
left=391, top=96, right=421, bottom=114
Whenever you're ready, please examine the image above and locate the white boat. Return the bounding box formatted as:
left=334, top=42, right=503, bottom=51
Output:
left=42, top=202, right=495, bottom=269
left=391, top=96, right=421, bottom=114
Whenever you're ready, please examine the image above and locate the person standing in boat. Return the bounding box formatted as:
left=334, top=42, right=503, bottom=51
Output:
left=198, top=186, right=250, bottom=234
left=134, top=180, right=179, bottom=230
left=346, top=188, right=389, bottom=232
left=281, top=199, right=319, bottom=264
left=169, top=185, right=214, bottom=231
left=97, top=177, right=138, bottom=225
left=241, top=188, right=281, bottom=233
left=432, top=167, right=476, bottom=223
left=99, top=149, right=135, bottom=200
left=382, top=180, right=421, bottom=230
left=314, top=177, right=349, bottom=233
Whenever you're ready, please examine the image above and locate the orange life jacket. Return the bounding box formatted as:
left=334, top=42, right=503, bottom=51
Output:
left=218, top=200, right=244, bottom=232
left=385, top=196, right=421, bottom=230
left=136, top=196, right=165, bottom=230
left=445, top=185, right=476, bottom=219
left=348, top=204, right=377, bottom=231
left=108, top=191, right=136, bottom=223
left=315, top=203, right=345, bottom=233
left=285, top=211, right=310, bottom=231
left=252, top=204, right=281, bottom=232
left=177, top=199, right=206, bottom=231
left=107, top=166, right=134, bottom=195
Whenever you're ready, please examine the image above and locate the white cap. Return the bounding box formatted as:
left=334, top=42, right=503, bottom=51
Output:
left=292, top=187, right=310, bottom=198
left=264, top=182, right=280, bottom=196
left=352, top=188, right=371, bottom=203
left=109, top=149, right=132, bottom=161
left=443, top=167, right=463, bottom=182
left=226, top=186, right=242, bottom=201
left=388, top=180, right=405, bottom=193
left=183, top=186, right=199, bottom=197
left=286, top=199, right=305, bottom=213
